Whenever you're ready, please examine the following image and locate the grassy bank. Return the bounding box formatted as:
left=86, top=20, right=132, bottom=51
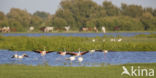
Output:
left=0, top=63, right=155, bottom=78
left=0, top=34, right=156, bottom=51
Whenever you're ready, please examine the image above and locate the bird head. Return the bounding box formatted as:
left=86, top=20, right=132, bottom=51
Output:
left=23, top=54, right=28, bottom=57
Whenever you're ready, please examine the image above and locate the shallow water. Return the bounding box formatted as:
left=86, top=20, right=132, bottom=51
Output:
left=0, top=50, right=156, bottom=66
left=2, top=32, right=154, bottom=37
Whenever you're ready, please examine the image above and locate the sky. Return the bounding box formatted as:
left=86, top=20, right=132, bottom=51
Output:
left=0, top=0, right=156, bottom=14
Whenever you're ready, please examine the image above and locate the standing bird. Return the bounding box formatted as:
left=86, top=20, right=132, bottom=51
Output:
left=11, top=54, right=28, bottom=59
left=32, top=48, right=54, bottom=56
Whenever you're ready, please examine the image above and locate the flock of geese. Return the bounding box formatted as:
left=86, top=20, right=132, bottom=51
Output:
left=11, top=48, right=109, bottom=63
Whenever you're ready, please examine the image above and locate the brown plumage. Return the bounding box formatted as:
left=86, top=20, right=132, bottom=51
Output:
left=32, top=50, right=54, bottom=53
left=32, top=50, right=55, bottom=56
left=66, top=51, right=89, bottom=56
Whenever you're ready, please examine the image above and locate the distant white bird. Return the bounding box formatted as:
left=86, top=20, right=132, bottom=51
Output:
left=118, top=38, right=122, bottom=42
left=29, top=26, right=34, bottom=31
left=11, top=54, right=28, bottom=59
left=102, top=26, right=106, bottom=33
left=92, top=39, right=96, bottom=42
left=110, top=38, right=116, bottom=42
left=103, top=39, right=105, bottom=42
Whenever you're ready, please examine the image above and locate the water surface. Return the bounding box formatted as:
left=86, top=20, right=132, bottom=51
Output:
left=0, top=50, right=156, bottom=66
left=2, top=32, right=154, bottom=37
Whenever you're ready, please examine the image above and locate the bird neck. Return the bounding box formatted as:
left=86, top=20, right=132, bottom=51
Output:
left=43, top=47, right=46, bottom=51
left=64, top=48, right=66, bottom=52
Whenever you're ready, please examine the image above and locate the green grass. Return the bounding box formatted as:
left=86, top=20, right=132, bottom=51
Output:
left=0, top=34, right=156, bottom=51
left=0, top=63, right=155, bottom=78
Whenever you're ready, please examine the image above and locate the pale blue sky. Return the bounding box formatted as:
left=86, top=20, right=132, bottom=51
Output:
left=0, top=0, right=156, bottom=14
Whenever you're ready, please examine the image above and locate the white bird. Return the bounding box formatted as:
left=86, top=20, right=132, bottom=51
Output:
left=66, top=56, right=76, bottom=62
left=78, top=57, right=83, bottom=62
left=92, top=39, right=96, bottom=42
left=118, top=38, right=122, bottom=42
left=11, top=54, right=28, bottom=59
left=103, top=39, right=105, bottom=42
left=110, top=38, right=116, bottom=42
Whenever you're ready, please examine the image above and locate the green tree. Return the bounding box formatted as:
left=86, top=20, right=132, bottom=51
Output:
left=52, top=17, right=67, bottom=28
left=30, top=15, right=43, bottom=28
left=141, top=12, right=156, bottom=30
left=103, top=1, right=120, bottom=16
left=0, top=11, right=8, bottom=27
left=121, top=3, right=143, bottom=17
left=7, top=8, right=31, bottom=30
left=33, top=11, right=50, bottom=20
left=59, top=0, right=100, bottom=28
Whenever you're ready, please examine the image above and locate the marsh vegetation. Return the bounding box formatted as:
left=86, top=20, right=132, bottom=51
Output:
left=0, top=33, right=155, bottom=51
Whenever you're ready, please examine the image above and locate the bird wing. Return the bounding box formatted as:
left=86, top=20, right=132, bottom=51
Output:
left=32, top=50, right=42, bottom=53
left=95, top=50, right=103, bottom=52
left=81, top=51, right=89, bottom=55
left=66, top=52, right=77, bottom=56
left=57, top=51, right=64, bottom=54
left=46, top=51, right=55, bottom=53
left=57, top=51, right=62, bottom=54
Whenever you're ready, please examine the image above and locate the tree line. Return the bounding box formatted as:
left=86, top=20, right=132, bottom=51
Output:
left=0, top=0, right=156, bottom=32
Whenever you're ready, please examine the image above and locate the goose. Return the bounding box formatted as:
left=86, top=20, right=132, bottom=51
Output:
left=33, top=48, right=54, bottom=56
left=66, top=49, right=89, bottom=56
left=11, top=54, right=28, bottom=59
